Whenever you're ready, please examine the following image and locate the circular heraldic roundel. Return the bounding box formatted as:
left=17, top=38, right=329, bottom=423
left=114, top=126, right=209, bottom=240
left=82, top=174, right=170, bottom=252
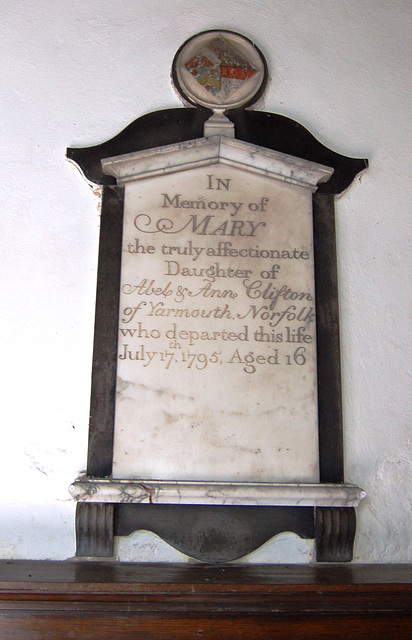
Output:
left=172, top=30, right=267, bottom=110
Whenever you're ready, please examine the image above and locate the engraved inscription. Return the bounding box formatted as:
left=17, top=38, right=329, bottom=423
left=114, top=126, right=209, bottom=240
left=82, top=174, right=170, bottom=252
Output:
left=112, top=164, right=319, bottom=483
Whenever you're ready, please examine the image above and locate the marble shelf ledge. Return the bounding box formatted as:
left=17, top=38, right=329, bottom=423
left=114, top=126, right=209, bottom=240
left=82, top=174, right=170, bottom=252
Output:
left=69, top=479, right=366, bottom=508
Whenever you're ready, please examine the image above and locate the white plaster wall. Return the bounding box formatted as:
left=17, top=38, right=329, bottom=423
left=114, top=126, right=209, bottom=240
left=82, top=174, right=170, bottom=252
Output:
left=0, top=0, right=410, bottom=562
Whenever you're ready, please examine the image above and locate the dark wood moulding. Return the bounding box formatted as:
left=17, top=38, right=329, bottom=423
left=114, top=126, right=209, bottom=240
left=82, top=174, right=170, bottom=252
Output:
left=0, top=561, right=410, bottom=639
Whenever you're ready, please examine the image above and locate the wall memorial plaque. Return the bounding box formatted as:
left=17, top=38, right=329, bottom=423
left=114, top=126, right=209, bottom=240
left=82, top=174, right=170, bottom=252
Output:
left=68, top=31, right=367, bottom=562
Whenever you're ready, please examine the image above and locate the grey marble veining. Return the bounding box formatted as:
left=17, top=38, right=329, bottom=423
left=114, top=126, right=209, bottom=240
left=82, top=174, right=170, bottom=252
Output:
left=69, top=478, right=366, bottom=507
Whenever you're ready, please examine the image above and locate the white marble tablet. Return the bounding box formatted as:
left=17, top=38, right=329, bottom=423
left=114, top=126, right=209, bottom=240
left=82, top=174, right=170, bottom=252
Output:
left=102, top=136, right=334, bottom=485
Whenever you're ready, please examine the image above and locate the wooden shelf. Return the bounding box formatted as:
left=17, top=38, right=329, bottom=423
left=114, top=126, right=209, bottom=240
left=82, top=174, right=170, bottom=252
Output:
left=0, top=561, right=411, bottom=638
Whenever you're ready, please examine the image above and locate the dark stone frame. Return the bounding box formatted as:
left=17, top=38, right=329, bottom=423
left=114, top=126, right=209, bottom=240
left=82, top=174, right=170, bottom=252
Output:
left=67, top=107, right=367, bottom=562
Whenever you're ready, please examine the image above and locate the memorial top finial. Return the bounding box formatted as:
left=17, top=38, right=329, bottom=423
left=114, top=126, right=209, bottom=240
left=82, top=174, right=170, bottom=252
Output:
left=172, top=30, right=267, bottom=111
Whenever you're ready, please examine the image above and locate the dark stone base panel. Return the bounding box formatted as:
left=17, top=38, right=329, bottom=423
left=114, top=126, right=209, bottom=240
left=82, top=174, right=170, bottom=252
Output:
left=113, top=504, right=314, bottom=563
